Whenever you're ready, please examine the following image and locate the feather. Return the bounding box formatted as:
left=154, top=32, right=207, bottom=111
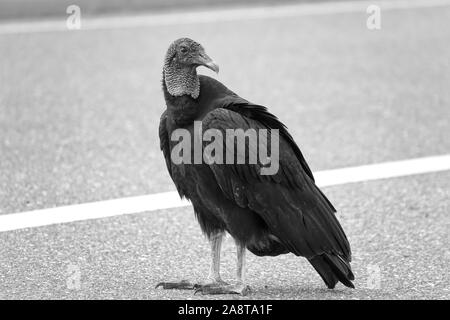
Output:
left=160, top=71, right=355, bottom=289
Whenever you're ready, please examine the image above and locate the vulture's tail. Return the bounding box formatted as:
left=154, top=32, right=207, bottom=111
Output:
left=309, top=253, right=355, bottom=289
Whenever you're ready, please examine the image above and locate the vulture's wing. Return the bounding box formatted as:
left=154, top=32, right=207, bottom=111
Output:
left=217, top=97, right=316, bottom=183
left=159, top=110, right=173, bottom=179
left=202, top=102, right=352, bottom=265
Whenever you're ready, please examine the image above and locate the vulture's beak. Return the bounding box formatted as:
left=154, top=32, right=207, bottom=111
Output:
left=196, top=52, right=220, bottom=73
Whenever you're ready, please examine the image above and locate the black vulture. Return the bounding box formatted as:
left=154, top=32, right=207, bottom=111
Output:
left=156, top=38, right=354, bottom=295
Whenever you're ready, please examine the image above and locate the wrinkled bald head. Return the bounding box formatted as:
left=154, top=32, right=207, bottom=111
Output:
left=163, top=38, right=219, bottom=98
left=164, top=38, right=219, bottom=74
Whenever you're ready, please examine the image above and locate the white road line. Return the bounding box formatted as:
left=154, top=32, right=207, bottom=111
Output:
left=0, top=0, right=449, bottom=35
left=0, top=155, right=449, bottom=232
left=313, top=155, right=450, bottom=186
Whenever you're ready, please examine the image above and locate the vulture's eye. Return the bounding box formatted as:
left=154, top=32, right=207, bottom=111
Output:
left=180, top=46, right=188, bottom=54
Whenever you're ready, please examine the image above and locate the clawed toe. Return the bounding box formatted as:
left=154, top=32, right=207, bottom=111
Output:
left=194, top=283, right=251, bottom=296
left=155, top=280, right=196, bottom=290
left=155, top=279, right=250, bottom=296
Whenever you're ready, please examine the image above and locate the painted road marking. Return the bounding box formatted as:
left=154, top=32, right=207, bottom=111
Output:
left=0, top=0, right=449, bottom=35
left=0, top=154, right=449, bottom=232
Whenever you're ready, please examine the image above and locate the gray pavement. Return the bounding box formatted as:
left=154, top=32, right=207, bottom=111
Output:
left=0, top=172, right=448, bottom=299
left=0, top=3, right=449, bottom=299
left=0, top=0, right=318, bottom=21
left=1, top=6, right=449, bottom=214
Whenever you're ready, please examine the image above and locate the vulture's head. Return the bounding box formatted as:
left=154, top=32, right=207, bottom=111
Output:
left=163, top=38, right=219, bottom=98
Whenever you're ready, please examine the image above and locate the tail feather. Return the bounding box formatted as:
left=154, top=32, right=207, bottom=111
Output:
left=309, top=253, right=355, bottom=289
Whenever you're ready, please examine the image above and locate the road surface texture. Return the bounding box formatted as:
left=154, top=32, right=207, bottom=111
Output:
left=0, top=1, right=449, bottom=299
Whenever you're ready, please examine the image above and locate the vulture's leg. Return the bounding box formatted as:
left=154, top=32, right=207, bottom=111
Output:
left=155, top=230, right=226, bottom=290
left=236, top=241, right=247, bottom=283
left=194, top=240, right=251, bottom=296
left=206, top=231, right=227, bottom=285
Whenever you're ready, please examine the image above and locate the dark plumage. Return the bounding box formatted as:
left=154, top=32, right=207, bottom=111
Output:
left=157, top=38, right=354, bottom=295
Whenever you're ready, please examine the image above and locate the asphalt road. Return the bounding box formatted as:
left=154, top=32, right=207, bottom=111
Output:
left=0, top=172, right=448, bottom=299
left=0, top=3, right=449, bottom=299
left=0, top=0, right=321, bottom=21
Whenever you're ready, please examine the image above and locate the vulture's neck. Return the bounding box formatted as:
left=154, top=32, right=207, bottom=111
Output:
left=163, top=63, right=200, bottom=99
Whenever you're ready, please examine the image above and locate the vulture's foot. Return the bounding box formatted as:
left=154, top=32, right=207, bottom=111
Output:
left=155, top=280, right=197, bottom=290
left=194, top=283, right=251, bottom=296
